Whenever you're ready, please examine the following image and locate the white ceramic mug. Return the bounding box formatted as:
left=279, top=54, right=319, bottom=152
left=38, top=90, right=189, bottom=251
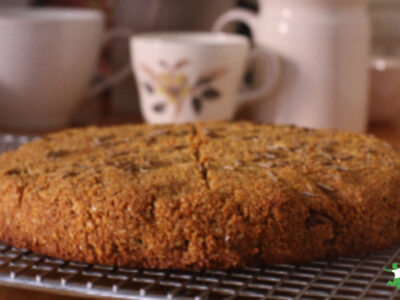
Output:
left=110, top=0, right=237, bottom=114
left=0, top=8, right=132, bottom=130
left=213, top=0, right=370, bottom=132
left=130, top=32, right=280, bottom=124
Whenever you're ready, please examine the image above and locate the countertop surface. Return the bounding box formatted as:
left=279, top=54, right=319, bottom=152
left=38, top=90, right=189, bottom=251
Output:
left=369, top=120, right=400, bottom=148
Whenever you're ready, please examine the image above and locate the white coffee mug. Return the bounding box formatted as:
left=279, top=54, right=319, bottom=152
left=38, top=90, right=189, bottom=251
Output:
left=130, top=32, right=280, bottom=124
left=213, top=0, right=370, bottom=132
left=0, top=8, right=132, bottom=130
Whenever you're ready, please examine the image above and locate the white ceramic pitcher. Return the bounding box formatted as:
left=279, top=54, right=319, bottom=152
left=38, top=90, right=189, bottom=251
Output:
left=214, top=0, right=370, bottom=132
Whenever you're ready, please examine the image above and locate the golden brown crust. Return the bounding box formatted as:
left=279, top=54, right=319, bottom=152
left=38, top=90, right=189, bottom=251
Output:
left=0, top=122, right=400, bottom=269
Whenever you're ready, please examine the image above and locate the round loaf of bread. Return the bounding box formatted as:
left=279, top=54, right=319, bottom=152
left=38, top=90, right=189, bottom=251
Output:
left=0, top=122, right=399, bottom=269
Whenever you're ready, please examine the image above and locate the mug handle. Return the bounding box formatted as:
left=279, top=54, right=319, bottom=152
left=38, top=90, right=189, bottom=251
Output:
left=86, top=28, right=133, bottom=98
left=238, top=47, right=280, bottom=106
left=212, top=8, right=257, bottom=34
left=212, top=8, right=281, bottom=106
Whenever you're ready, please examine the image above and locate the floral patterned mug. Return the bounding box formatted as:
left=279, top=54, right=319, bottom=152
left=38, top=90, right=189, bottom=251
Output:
left=130, top=32, right=280, bottom=124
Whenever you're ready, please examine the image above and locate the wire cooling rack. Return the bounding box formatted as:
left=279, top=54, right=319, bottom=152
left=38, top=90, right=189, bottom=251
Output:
left=0, top=134, right=400, bottom=300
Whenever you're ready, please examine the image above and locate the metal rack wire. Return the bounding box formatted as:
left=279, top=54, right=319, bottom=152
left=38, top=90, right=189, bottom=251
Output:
left=0, top=134, right=399, bottom=300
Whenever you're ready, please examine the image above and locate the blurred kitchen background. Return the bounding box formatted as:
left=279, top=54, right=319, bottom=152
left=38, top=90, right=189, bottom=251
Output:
left=0, top=1, right=399, bottom=299
left=0, top=0, right=400, bottom=144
